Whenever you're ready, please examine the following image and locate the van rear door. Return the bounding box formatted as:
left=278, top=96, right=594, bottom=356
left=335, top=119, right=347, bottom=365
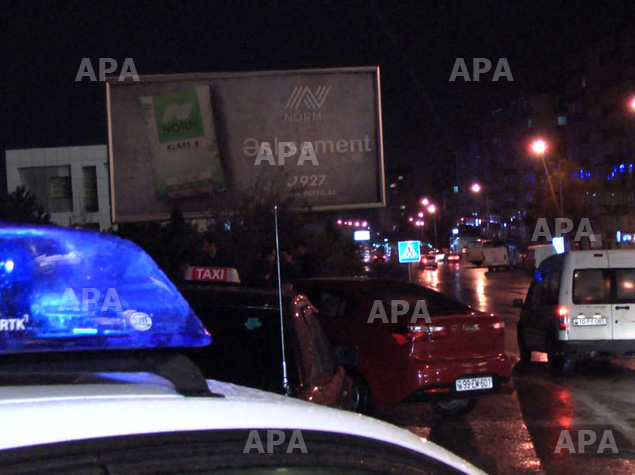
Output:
left=608, top=252, right=635, bottom=340
left=568, top=252, right=612, bottom=341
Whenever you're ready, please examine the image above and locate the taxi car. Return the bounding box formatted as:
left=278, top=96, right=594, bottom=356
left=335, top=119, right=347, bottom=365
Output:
left=178, top=268, right=357, bottom=411
left=295, top=278, right=513, bottom=417
left=0, top=225, right=482, bottom=473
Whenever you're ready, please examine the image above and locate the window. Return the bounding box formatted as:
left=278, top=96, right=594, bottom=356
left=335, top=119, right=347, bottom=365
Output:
left=557, top=116, right=566, bottom=126
left=572, top=270, right=609, bottom=304
left=361, top=284, right=471, bottom=316
left=19, top=165, right=73, bottom=213
left=0, top=430, right=459, bottom=473
left=615, top=269, right=635, bottom=303
left=83, top=166, right=98, bottom=212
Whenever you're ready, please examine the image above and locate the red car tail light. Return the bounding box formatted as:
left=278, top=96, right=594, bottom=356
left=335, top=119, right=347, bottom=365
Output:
left=391, top=325, right=448, bottom=345
left=558, top=306, right=568, bottom=331
left=489, top=321, right=505, bottom=335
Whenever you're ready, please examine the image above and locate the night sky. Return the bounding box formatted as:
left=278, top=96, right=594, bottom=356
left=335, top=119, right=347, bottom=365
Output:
left=2, top=0, right=634, bottom=191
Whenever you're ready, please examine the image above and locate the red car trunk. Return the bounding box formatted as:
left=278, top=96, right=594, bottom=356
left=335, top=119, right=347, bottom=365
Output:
left=391, top=312, right=506, bottom=361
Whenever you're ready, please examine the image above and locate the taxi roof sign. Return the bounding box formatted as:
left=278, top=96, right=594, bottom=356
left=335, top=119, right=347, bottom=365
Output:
left=398, top=241, right=421, bottom=263
left=184, top=266, right=241, bottom=284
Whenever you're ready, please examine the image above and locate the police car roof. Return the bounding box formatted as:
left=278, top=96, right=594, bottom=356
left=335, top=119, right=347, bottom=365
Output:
left=0, top=376, right=480, bottom=474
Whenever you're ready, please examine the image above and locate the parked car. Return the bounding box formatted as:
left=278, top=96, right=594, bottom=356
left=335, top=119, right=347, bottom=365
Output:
left=515, top=249, right=635, bottom=375
left=178, top=273, right=359, bottom=412
left=0, top=225, right=482, bottom=474
left=294, top=278, right=513, bottom=417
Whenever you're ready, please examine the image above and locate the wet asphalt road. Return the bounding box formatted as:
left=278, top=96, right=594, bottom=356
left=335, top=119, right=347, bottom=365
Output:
left=372, top=261, right=635, bottom=474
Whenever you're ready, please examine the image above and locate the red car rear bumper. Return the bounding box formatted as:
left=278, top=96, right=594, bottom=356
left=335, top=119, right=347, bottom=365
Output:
left=365, top=353, right=513, bottom=404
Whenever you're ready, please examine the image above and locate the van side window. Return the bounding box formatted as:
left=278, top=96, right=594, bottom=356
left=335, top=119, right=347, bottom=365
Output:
left=616, top=269, right=635, bottom=303
left=573, top=270, right=608, bottom=304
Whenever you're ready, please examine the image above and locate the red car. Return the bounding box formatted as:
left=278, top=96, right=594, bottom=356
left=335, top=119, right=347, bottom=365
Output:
left=294, top=278, right=513, bottom=417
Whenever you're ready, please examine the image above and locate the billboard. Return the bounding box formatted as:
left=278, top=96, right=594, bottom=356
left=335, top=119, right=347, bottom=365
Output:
left=106, top=67, right=385, bottom=222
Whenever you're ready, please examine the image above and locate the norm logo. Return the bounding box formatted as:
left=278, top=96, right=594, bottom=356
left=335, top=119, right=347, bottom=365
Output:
left=285, top=85, right=332, bottom=110
left=161, top=102, right=194, bottom=123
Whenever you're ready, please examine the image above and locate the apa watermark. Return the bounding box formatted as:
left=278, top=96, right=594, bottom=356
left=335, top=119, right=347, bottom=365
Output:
left=367, top=299, right=432, bottom=324
left=555, top=429, right=618, bottom=454
left=531, top=218, right=596, bottom=243
left=57, top=288, right=123, bottom=312
left=449, top=58, right=514, bottom=82
left=252, top=141, right=320, bottom=166
left=75, top=58, right=139, bottom=82
left=243, top=430, right=308, bottom=454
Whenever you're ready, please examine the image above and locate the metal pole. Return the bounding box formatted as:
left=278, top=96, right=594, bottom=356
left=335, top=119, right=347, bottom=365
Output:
left=540, top=154, right=562, bottom=217
left=273, top=205, right=289, bottom=395
left=434, top=215, right=438, bottom=249
left=558, top=157, right=564, bottom=216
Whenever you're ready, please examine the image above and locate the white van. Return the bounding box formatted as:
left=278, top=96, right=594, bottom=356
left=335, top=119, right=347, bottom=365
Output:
left=515, top=250, right=635, bottom=375
left=522, top=243, right=557, bottom=274
left=482, top=241, right=519, bottom=271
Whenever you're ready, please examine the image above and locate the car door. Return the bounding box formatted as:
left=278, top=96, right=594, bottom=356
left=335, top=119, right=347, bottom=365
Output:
left=612, top=268, right=635, bottom=340
left=521, top=276, right=541, bottom=348
left=568, top=269, right=612, bottom=341
left=288, top=294, right=355, bottom=410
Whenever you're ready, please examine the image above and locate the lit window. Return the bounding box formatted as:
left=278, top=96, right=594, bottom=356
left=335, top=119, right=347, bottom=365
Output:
left=558, top=116, right=566, bottom=126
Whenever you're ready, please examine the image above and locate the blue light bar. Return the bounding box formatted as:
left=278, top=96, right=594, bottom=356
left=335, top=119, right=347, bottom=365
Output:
left=0, top=226, right=211, bottom=354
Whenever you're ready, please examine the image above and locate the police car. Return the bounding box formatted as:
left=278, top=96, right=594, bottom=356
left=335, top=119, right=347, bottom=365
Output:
left=0, top=226, right=482, bottom=473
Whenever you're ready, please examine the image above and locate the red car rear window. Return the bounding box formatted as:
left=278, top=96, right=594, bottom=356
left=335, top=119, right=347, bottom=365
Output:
left=360, top=284, right=471, bottom=315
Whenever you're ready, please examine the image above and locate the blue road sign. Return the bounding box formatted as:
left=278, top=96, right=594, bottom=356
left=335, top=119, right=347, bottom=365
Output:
left=398, top=240, right=421, bottom=263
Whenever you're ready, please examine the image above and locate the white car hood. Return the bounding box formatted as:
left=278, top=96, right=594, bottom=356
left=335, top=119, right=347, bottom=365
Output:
left=0, top=377, right=482, bottom=474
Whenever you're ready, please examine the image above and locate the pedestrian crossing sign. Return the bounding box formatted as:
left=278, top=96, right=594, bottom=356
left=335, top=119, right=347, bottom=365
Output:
left=398, top=241, right=421, bottom=263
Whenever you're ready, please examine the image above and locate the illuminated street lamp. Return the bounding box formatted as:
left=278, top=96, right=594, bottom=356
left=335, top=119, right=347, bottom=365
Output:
left=630, top=96, right=635, bottom=111
left=531, top=138, right=562, bottom=217
left=421, top=198, right=429, bottom=206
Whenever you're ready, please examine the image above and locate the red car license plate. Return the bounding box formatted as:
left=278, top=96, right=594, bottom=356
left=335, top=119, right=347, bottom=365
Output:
left=455, top=376, right=493, bottom=392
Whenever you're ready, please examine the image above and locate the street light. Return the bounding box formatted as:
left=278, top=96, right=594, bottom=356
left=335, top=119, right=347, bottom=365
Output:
left=531, top=138, right=563, bottom=217
left=427, top=204, right=438, bottom=248
left=421, top=198, right=429, bottom=206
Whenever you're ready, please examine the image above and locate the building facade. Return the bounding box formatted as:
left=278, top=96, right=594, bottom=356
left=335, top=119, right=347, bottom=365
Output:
left=6, top=145, right=111, bottom=230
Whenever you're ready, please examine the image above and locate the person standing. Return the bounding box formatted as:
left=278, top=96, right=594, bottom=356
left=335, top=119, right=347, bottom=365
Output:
left=293, top=240, right=318, bottom=278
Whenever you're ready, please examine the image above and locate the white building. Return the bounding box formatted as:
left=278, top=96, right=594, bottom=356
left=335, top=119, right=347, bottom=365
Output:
left=5, top=145, right=111, bottom=231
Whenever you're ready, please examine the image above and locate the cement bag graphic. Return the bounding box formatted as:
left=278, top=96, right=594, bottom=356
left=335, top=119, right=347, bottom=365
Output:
left=140, top=86, right=226, bottom=199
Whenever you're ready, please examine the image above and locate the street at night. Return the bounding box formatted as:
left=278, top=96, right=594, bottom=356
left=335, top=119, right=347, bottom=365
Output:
left=2, top=2, right=635, bottom=473
left=371, top=261, right=635, bottom=473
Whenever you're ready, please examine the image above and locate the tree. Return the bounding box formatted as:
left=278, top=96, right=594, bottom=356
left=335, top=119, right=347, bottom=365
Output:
left=0, top=186, right=52, bottom=225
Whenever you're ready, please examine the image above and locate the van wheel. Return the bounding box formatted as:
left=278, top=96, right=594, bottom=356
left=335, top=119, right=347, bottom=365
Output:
left=546, top=335, right=565, bottom=376
left=517, top=323, right=531, bottom=368
left=431, top=398, right=477, bottom=418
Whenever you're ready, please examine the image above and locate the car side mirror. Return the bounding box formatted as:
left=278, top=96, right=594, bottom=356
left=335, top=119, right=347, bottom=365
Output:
left=335, top=345, right=359, bottom=366
left=512, top=298, right=524, bottom=308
